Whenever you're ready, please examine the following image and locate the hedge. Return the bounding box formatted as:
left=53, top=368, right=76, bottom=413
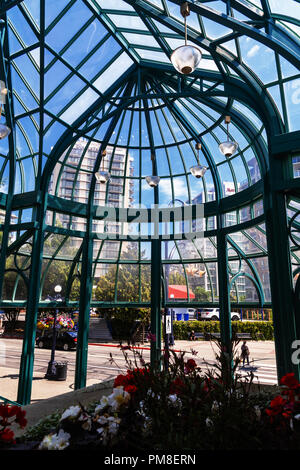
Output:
left=173, top=321, right=274, bottom=341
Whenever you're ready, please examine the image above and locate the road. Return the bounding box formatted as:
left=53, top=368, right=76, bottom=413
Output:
left=0, top=338, right=278, bottom=404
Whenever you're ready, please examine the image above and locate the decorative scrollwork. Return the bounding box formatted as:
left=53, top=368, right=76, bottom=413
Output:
left=288, top=210, right=300, bottom=266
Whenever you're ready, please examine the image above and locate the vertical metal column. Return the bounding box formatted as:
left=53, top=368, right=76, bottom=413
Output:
left=0, top=18, right=16, bottom=298
left=74, top=226, right=93, bottom=389
left=216, top=222, right=232, bottom=355
left=150, top=238, right=162, bottom=368
left=263, top=158, right=300, bottom=381
left=17, top=195, right=47, bottom=404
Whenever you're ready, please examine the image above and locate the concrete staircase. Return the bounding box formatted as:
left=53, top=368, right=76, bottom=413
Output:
left=88, top=318, right=112, bottom=342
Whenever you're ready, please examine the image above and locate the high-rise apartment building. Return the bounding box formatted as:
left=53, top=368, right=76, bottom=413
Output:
left=47, top=139, right=134, bottom=278
left=190, top=181, right=246, bottom=300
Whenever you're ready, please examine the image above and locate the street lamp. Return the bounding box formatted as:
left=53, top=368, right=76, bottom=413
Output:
left=45, top=285, right=63, bottom=380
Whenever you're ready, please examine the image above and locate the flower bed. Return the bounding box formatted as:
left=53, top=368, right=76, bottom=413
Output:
left=6, top=338, right=300, bottom=451
left=37, top=316, right=74, bottom=332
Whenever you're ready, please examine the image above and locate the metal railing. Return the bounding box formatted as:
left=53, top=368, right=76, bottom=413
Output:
left=0, top=395, right=21, bottom=406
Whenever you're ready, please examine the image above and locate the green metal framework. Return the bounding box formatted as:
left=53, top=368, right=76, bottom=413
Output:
left=0, top=0, right=299, bottom=404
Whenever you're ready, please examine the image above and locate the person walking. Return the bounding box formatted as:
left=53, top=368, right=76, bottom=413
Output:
left=241, top=340, right=250, bottom=366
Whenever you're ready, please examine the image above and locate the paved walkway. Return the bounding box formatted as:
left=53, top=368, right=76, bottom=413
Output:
left=0, top=339, right=279, bottom=437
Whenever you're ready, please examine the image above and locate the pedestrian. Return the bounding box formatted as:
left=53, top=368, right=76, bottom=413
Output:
left=189, top=330, right=196, bottom=341
left=241, top=340, right=250, bottom=366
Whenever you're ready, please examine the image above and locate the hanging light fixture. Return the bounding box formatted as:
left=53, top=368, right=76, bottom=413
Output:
left=170, top=2, right=202, bottom=75
left=219, top=116, right=238, bottom=157
left=146, top=153, right=160, bottom=188
left=0, top=85, right=10, bottom=140
left=190, top=142, right=207, bottom=178
left=95, top=149, right=111, bottom=184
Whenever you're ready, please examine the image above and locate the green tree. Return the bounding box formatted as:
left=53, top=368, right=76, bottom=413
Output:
left=194, top=286, right=211, bottom=302
left=94, top=244, right=151, bottom=336
left=168, top=271, right=186, bottom=285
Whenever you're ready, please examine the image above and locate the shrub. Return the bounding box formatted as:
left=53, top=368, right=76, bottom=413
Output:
left=173, top=320, right=274, bottom=340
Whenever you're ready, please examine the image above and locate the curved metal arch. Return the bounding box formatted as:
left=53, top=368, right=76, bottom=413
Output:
left=227, top=236, right=266, bottom=305
left=125, top=0, right=300, bottom=72
left=149, top=74, right=223, bottom=200
left=41, top=66, right=278, bottom=198
left=229, top=271, right=265, bottom=306
left=142, top=61, right=283, bottom=139
left=40, top=65, right=137, bottom=193
left=121, top=1, right=283, bottom=133
left=154, top=69, right=269, bottom=177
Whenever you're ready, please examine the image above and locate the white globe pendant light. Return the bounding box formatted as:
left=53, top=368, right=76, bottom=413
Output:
left=0, top=123, right=11, bottom=139
left=146, top=153, right=160, bottom=188
left=219, top=116, right=238, bottom=158
left=145, top=175, right=160, bottom=187
left=95, top=170, right=111, bottom=184
left=95, top=149, right=111, bottom=184
left=190, top=142, right=207, bottom=179
left=170, top=2, right=202, bottom=75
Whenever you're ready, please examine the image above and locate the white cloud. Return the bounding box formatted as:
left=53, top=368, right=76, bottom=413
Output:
left=247, top=45, right=260, bottom=58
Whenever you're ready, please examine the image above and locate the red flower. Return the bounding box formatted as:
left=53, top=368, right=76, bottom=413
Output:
left=15, top=408, right=27, bottom=428
left=170, top=378, right=186, bottom=395
left=184, top=359, right=197, bottom=373
left=266, top=395, right=286, bottom=414
left=280, top=373, right=300, bottom=390
left=114, top=374, right=130, bottom=388
left=124, top=384, right=138, bottom=394
left=0, top=428, right=15, bottom=444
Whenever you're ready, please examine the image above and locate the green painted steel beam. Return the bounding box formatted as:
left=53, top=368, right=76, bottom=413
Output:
left=0, top=0, right=24, bottom=13
left=74, top=79, right=135, bottom=390
left=0, top=15, right=17, bottom=302
left=150, top=238, right=162, bottom=368
left=263, top=156, right=300, bottom=382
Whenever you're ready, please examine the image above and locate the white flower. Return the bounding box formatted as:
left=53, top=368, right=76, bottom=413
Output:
left=253, top=405, right=261, bottom=420
left=168, top=394, right=182, bottom=407
left=110, top=387, right=130, bottom=411
left=60, top=405, right=81, bottom=421
left=205, top=417, right=214, bottom=428
left=96, top=415, right=121, bottom=444
left=294, top=414, right=300, bottom=420
left=94, top=387, right=130, bottom=414
left=136, top=401, right=147, bottom=418
left=107, top=416, right=121, bottom=436
left=78, top=412, right=92, bottom=431
left=211, top=401, right=220, bottom=413
left=94, top=396, right=110, bottom=414
left=39, top=429, right=71, bottom=450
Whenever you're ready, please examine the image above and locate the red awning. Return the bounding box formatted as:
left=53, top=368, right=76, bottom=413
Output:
left=168, top=285, right=195, bottom=300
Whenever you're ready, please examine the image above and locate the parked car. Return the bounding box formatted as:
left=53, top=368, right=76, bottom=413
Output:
left=196, top=308, right=240, bottom=321
left=36, top=330, right=77, bottom=351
